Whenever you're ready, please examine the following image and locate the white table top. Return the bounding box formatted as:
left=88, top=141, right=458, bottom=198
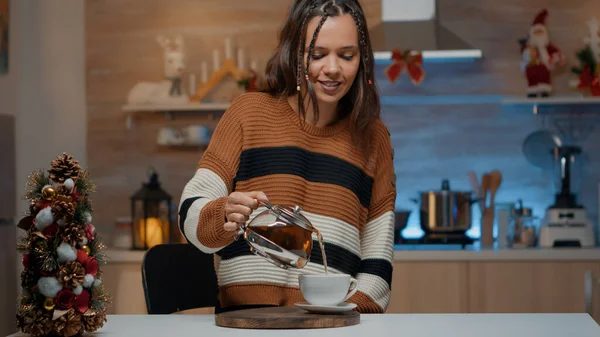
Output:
left=8, top=313, right=600, bottom=337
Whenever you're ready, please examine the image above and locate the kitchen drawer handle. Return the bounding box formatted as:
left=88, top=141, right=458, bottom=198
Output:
left=585, top=270, right=598, bottom=316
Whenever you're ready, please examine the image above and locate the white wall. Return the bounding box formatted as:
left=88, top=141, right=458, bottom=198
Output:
left=15, top=0, right=87, bottom=206
left=0, top=0, right=18, bottom=335
left=0, top=0, right=86, bottom=335
left=0, top=4, right=16, bottom=118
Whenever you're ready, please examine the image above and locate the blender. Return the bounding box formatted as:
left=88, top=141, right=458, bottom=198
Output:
left=538, top=145, right=595, bottom=247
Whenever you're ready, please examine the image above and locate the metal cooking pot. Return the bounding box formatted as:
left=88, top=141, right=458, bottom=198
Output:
left=411, top=179, right=477, bottom=234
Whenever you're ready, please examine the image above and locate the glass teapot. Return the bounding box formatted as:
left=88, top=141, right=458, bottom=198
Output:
left=234, top=201, right=320, bottom=270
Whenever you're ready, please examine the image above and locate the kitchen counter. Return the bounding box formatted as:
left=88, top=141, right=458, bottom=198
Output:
left=97, top=247, right=600, bottom=317
left=8, top=313, right=600, bottom=337
left=103, top=246, right=600, bottom=263
left=393, top=244, right=600, bottom=261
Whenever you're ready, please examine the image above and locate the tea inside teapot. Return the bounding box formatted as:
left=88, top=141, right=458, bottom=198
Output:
left=235, top=201, right=328, bottom=273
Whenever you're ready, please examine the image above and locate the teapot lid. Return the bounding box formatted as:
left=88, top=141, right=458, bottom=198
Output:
left=262, top=201, right=313, bottom=231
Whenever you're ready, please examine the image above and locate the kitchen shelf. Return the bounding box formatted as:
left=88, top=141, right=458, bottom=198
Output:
left=121, top=95, right=600, bottom=128
left=502, top=95, right=600, bottom=106
left=374, top=49, right=483, bottom=64
left=122, top=102, right=230, bottom=129
left=122, top=102, right=231, bottom=112
left=501, top=95, right=600, bottom=115
left=381, top=94, right=504, bottom=106
left=381, top=94, right=600, bottom=108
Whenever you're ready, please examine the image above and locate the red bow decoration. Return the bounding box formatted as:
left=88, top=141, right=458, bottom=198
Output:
left=237, top=69, right=260, bottom=92
left=577, top=64, right=600, bottom=96
left=385, top=49, right=425, bottom=85
left=247, top=69, right=259, bottom=92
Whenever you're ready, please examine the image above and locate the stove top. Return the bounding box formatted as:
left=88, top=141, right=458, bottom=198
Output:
left=398, top=233, right=475, bottom=248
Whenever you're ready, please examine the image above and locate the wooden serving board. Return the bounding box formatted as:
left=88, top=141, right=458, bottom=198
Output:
left=214, top=306, right=360, bottom=329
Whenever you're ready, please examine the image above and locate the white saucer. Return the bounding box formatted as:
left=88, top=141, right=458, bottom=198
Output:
left=295, top=302, right=357, bottom=314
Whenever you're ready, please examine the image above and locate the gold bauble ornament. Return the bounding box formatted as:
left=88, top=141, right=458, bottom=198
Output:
left=43, top=297, right=55, bottom=311
left=82, top=245, right=91, bottom=255
left=41, top=186, right=57, bottom=201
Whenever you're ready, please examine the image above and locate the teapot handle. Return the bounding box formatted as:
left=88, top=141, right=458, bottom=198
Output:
left=234, top=201, right=271, bottom=240
left=234, top=223, right=246, bottom=241
left=260, top=200, right=273, bottom=210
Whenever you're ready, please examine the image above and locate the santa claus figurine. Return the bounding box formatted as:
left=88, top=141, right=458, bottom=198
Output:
left=520, top=9, right=565, bottom=97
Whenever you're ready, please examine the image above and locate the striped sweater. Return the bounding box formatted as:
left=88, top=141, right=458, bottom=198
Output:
left=178, top=92, right=396, bottom=313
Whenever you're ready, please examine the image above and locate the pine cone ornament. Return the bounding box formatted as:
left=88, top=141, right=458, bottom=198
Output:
left=29, top=233, right=48, bottom=252
left=20, top=270, right=38, bottom=291
left=54, top=184, right=72, bottom=198
left=58, top=262, right=86, bottom=289
left=17, top=308, right=52, bottom=337
left=83, top=311, right=107, bottom=332
left=54, top=309, right=82, bottom=337
left=48, top=153, right=81, bottom=184
left=61, top=223, right=86, bottom=246
left=52, top=195, right=75, bottom=221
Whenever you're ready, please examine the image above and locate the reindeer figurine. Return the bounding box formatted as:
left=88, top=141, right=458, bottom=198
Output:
left=584, top=17, right=600, bottom=64
left=127, top=35, right=189, bottom=105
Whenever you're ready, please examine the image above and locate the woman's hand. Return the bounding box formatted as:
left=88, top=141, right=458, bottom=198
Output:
left=223, top=191, right=269, bottom=231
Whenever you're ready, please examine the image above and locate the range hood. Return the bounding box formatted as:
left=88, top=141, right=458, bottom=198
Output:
left=369, top=0, right=483, bottom=62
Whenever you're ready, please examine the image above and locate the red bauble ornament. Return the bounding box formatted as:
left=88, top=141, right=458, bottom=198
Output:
left=77, top=249, right=88, bottom=264
left=42, top=223, right=59, bottom=238
left=84, top=257, right=99, bottom=277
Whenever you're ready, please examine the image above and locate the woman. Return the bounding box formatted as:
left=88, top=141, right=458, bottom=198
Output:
left=179, top=0, right=396, bottom=314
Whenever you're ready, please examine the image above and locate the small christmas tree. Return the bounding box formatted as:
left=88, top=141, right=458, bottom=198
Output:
left=571, top=47, right=600, bottom=96
left=16, top=153, right=110, bottom=337
left=570, top=17, right=600, bottom=96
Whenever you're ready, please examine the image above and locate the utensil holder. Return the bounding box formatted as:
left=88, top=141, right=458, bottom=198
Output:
left=481, top=207, right=494, bottom=247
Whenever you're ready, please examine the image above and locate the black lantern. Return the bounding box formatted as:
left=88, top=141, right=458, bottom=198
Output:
left=130, top=169, right=172, bottom=250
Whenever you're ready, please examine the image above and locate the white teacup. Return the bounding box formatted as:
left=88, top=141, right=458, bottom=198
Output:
left=298, top=274, right=358, bottom=306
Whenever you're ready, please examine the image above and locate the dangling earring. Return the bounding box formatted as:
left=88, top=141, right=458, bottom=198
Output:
left=296, top=65, right=301, bottom=91
left=297, top=51, right=302, bottom=91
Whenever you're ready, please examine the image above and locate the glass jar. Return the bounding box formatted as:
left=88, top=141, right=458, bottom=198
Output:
left=507, top=201, right=537, bottom=248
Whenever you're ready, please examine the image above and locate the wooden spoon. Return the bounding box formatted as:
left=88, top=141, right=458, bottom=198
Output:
left=489, top=170, right=502, bottom=207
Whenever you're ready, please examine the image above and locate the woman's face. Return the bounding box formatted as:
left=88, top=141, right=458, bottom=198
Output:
left=304, top=13, right=360, bottom=106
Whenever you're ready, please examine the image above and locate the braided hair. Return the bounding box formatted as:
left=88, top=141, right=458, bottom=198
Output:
left=264, top=0, right=380, bottom=154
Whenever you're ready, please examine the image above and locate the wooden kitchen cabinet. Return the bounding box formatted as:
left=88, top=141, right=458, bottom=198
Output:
left=102, top=260, right=214, bottom=315
left=103, top=249, right=600, bottom=318
left=468, top=261, right=600, bottom=322
left=102, top=262, right=147, bottom=314
left=387, top=262, right=469, bottom=313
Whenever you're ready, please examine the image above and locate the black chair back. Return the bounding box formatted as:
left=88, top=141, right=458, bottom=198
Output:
left=141, top=243, right=218, bottom=314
